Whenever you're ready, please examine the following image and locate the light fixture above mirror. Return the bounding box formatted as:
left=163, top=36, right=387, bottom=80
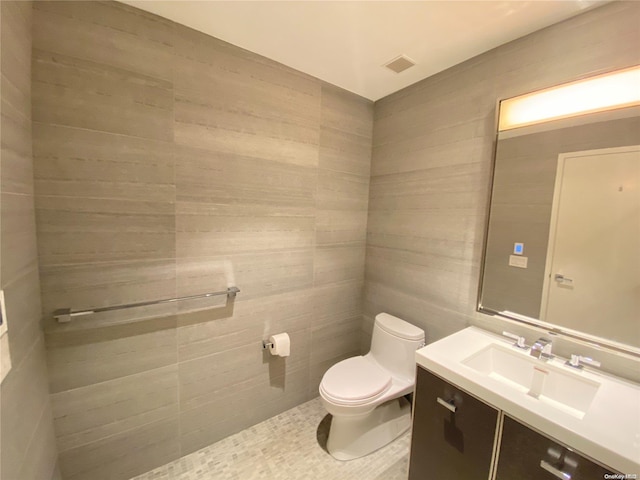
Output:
left=499, top=65, right=640, bottom=131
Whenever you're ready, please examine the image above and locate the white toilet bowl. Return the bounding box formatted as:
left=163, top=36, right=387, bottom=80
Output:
left=319, top=313, right=425, bottom=461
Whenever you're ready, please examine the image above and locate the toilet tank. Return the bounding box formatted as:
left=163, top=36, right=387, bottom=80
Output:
left=369, top=313, right=425, bottom=382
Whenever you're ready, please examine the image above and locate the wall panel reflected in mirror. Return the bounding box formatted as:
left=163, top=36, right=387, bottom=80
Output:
left=479, top=100, right=640, bottom=353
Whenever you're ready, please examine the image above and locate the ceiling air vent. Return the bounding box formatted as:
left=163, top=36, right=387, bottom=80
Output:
left=383, top=55, right=416, bottom=74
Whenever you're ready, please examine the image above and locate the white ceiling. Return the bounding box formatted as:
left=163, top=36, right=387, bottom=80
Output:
left=120, top=1, right=605, bottom=101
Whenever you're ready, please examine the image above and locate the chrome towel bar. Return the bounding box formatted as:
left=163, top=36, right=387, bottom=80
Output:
left=53, top=286, right=240, bottom=323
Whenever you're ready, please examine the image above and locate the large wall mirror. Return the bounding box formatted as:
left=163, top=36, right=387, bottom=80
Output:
left=479, top=67, right=640, bottom=355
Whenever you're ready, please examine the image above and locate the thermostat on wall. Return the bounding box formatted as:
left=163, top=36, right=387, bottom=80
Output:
left=513, top=243, right=524, bottom=255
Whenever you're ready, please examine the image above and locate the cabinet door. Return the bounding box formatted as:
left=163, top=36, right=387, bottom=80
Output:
left=408, top=367, right=499, bottom=480
left=495, top=415, right=620, bottom=480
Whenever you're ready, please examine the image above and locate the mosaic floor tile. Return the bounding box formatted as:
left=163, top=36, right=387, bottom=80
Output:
left=131, top=397, right=410, bottom=480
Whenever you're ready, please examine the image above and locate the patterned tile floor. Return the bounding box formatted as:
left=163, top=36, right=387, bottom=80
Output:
left=131, top=397, right=410, bottom=480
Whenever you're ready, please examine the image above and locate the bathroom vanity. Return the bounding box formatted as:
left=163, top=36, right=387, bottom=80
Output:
left=408, top=327, right=640, bottom=479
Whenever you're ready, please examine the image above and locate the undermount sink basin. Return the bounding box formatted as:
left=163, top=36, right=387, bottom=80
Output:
left=462, top=344, right=601, bottom=419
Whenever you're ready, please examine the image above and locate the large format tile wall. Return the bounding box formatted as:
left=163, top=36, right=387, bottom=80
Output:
left=365, top=1, right=640, bottom=344
left=0, top=1, right=60, bottom=479
left=32, top=2, right=372, bottom=479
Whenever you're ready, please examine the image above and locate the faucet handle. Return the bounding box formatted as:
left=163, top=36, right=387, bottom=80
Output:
left=540, top=340, right=554, bottom=361
left=566, top=354, right=601, bottom=369
left=502, top=331, right=527, bottom=349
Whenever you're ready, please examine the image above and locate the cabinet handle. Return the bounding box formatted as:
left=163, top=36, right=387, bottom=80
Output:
left=540, top=460, right=572, bottom=480
left=436, top=397, right=457, bottom=413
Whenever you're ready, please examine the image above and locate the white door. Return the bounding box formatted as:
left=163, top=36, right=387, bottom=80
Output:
left=541, top=146, right=640, bottom=346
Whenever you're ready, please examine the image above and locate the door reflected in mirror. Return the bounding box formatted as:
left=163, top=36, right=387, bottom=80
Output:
left=540, top=146, right=639, bottom=347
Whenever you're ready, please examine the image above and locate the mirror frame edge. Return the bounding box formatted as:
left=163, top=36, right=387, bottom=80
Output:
left=476, top=96, right=640, bottom=361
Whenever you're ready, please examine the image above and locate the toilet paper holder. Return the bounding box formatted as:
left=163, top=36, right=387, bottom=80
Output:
left=262, top=332, right=290, bottom=357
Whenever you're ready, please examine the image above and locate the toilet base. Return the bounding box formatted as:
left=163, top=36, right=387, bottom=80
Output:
left=326, top=396, right=411, bottom=461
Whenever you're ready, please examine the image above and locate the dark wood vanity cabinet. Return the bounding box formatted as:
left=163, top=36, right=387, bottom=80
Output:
left=495, top=415, right=619, bottom=480
left=409, top=367, right=621, bottom=480
left=408, top=367, right=499, bottom=480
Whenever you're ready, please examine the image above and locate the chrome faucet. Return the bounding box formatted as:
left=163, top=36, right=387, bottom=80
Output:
left=530, top=337, right=554, bottom=361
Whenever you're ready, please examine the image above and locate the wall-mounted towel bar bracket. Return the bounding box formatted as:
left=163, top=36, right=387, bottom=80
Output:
left=53, top=286, right=240, bottom=323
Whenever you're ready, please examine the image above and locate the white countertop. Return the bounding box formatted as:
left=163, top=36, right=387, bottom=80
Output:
left=415, top=326, right=640, bottom=475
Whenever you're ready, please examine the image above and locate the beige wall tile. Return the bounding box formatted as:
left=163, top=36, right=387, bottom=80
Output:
left=0, top=2, right=31, bottom=92
left=174, top=91, right=320, bottom=146
left=176, top=252, right=314, bottom=301
left=39, top=259, right=176, bottom=320
left=175, top=145, right=316, bottom=214
left=51, top=365, right=178, bottom=451
left=172, top=46, right=321, bottom=167
left=50, top=464, right=63, bottom=480
left=0, top=3, right=59, bottom=478
left=310, top=316, right=361, bottom=366
left=47, top=328, right=177, bottom=393
left=58, top=417, right=180, bottom=480
left=33, top=1, right=174, bottom=82
left=312, top=280, right=364, bottom=326
left=1, top=87, right=33, bottom=195
left=0, top=336, right=53, bottom=479
left=176, top=206, right=315, bottom=256
left=371, top=137, right=487, bottom=177
left=179, top=328, right=309, bottom=412
left=320, top=84, right=374, bottom=139
left=319, top=127, right=372, bottom=177
left=44, top=315, right=178, bottom=350
left=32, top=50, right=173, bottom=141
left=177, top=288, right=314, bottom=362
left=243, top=366, right=311, bottom=429
left=173, top=24, right=319, bottom=101
left=174, top=257, right=234, bottom=302
left=15, top=404, right=60, bottom=480
left=1, top=192, right=39, bottom=283
left=1, top=268, right=42, bottom=368
left=317, top=169, right=369, bottom=211
left=173, top=121, right=319, bottom=169
left=31, top=2, right=371, bottom=477
left=366, top=250, right=464, bottom=315
left=32, top=123, right=175, bottom=203
left=179, top=366, right=309, bottom=456
left=315, top=208, right=368, bottom=246
left=369, top=163, right=489, bottom=216
left=35, top=196, right=175, bottom=265
left=314, top=245, right=366, bottom=286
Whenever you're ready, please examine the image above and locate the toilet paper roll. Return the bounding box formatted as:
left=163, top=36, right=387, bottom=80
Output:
left=268, top=333, right=290, bottom=357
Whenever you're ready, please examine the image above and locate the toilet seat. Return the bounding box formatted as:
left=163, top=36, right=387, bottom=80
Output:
left=320, top=356, right=392, bottom=406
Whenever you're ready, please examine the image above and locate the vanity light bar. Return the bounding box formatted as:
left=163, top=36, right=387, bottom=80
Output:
left=498, top=65, right=640, bottom=131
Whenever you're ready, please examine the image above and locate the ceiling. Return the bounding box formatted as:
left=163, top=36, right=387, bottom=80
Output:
left=120, top=1, right=605, bottom=101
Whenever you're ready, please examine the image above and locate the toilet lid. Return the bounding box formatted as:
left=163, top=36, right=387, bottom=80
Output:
left=321, top=356, right=391, bottom=402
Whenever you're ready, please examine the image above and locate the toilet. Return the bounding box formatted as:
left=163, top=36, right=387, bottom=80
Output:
left=319, top=313, right=425, bottom=460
